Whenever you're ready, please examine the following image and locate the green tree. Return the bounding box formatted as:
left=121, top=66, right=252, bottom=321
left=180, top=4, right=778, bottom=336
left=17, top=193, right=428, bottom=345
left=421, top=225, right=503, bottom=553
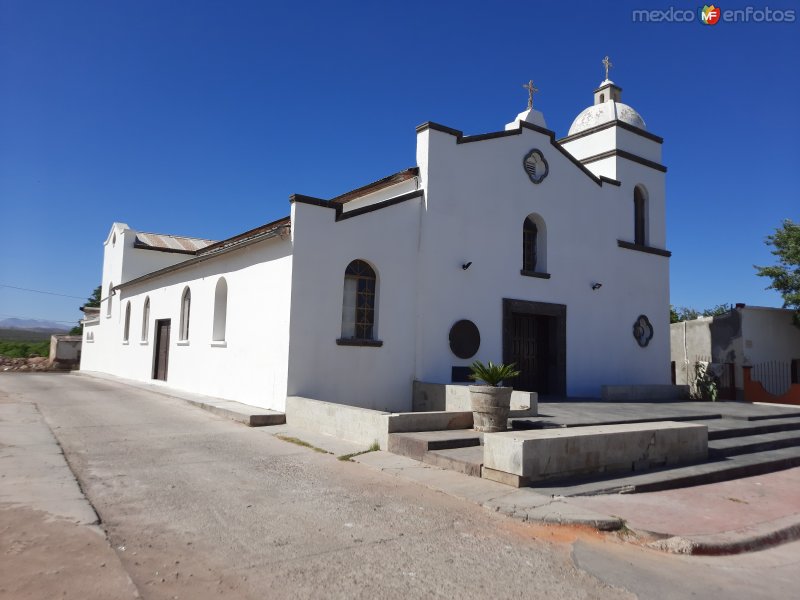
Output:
left=84, top=286, right=102, bottom=308
left=68, top=285, right=102, bottom=335
left=755, top=219, right=800, bottom=327
left=670, top=303, right=732, bottom=324
left=670, top=305, right=699, bottom=323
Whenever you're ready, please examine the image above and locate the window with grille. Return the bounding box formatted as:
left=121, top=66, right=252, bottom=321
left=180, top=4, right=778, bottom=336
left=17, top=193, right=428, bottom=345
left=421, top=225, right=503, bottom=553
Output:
left=341, top=260, right=376, bottom=340
left=523, top=217, right=538, bottom=272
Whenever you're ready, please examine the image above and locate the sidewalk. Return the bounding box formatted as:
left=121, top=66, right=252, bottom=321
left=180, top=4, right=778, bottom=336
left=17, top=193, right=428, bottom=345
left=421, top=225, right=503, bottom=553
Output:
left=567, top=467, right=800, bottom=554
left=0, top=398, right=139, bottom=599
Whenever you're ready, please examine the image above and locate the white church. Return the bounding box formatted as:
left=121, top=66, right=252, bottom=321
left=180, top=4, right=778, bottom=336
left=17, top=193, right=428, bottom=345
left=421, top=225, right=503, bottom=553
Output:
left=80, top=61, right=671, bottom=413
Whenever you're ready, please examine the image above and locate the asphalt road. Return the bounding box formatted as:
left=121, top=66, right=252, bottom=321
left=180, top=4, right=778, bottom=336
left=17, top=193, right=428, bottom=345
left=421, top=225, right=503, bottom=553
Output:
left=2, top=373, right=798, bottom=599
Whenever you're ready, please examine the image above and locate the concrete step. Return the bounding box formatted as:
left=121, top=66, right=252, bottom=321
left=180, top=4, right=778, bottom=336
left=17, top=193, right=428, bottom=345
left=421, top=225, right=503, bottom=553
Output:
left=705, top=417, right=800, bottom=440
left=528, top=447, right=800, bottom=497
left=423, top=446, right=484, bottom=477
left=510, top=413, right=722, bottom=431
left=708, top=429, right=800, bottom=458
left=730, top=408, right=800, bottom=422
left=387, top=430, right=482, bottom=461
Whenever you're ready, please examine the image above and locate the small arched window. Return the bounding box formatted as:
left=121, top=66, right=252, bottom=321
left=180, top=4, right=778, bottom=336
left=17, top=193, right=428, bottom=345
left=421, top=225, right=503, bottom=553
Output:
left=341, top=260, right=377, bottom=340
left=213, top=278, right=228, bottom=342
left=123, top=301, right=131, bottom=342
left=522, top=214, right=547, bottom=274
left=179, top=287, right=191, bottom=341
left=523, top=217, right=538, bottom=272
left=141, top=297, right=150, bottom=342
left=599, top=93, right=605, bottom=103
left=106, top=283, right=114, bottom=317
left=634, top=185, right=648, bottom=245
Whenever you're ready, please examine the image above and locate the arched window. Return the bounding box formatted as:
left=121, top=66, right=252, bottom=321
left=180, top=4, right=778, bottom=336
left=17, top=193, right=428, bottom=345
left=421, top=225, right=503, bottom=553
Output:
left=141, top=297, right=150, bottom=342
left=213, top=278, right=228, bottom=342
left=179, top=287, right=191, bottom=341
left=599, top=93, right=605, bottom=103
left=341, top=260, right=377, bottom=340
left=106, top=283, right=114, bottom=317
left=523, top=217, right=538, bottom=272
left=123, top=301, right=131, bottom=342
left=634, top=185, right=648, bottom=245
left=522, top=214, right=547, bottom=274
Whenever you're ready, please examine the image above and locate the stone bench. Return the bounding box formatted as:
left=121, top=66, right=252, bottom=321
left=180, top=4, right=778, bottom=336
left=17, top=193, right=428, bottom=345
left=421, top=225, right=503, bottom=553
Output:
left=482, top=421, right=708, bottom=487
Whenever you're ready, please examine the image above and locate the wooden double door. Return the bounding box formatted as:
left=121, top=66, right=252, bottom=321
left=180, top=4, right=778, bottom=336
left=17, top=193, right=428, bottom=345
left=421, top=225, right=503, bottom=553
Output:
left=503, top=299, right=566, bottom=396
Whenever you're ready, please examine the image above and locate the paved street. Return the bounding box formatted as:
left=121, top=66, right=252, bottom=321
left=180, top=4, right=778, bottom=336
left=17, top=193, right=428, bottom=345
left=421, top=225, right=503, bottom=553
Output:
left=2, top=373, right=799, bottom=599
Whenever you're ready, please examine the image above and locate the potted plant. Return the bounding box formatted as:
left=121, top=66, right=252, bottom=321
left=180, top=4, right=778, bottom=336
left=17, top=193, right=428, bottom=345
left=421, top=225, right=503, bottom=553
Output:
left=468, top=360, right=521, bottom=433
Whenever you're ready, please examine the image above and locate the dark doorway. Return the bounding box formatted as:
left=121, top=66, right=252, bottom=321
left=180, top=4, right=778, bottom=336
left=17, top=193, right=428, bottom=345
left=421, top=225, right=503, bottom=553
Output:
left=153, top=319, right=171, bottom=381
left=503, top=299, right=566, bottom=396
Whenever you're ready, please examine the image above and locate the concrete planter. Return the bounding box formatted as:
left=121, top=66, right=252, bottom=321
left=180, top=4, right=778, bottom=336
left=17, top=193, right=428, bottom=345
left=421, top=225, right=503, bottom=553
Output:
left=469, top=386, right=512, bottom=433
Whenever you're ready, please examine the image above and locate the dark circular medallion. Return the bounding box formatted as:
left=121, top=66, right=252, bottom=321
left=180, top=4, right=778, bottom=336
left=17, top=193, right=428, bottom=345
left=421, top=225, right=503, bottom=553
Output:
left=633, top=315, right=654, bottom=348
left=449, top=320, right=481, bottom=359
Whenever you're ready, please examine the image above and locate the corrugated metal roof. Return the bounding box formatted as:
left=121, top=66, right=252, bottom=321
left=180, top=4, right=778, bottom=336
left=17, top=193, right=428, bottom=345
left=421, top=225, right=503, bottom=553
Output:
left=134, top=232, right=217, bottom=254
left=197, top=216, right=290, bottom=256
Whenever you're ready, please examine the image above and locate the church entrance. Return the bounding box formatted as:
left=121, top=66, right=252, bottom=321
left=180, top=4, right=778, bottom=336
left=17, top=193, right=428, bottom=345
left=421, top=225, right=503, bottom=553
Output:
left=152, top=319, right=171, bottom=381
left=502, top=299, right=566, bottom=396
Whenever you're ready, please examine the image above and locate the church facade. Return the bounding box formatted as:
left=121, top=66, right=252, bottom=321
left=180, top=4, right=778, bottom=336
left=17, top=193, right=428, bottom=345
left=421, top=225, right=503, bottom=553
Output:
left=80, top=70, right=671, bottom=412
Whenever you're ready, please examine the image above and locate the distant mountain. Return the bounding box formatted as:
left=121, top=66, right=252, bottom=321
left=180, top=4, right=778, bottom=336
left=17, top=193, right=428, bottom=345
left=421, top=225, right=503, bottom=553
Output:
left=0, top=318, right=70, bottom=332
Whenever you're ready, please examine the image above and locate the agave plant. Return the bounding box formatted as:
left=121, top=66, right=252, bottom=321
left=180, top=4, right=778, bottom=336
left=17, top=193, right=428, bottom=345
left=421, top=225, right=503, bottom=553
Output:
left=468, top=360, right=521, bottom=387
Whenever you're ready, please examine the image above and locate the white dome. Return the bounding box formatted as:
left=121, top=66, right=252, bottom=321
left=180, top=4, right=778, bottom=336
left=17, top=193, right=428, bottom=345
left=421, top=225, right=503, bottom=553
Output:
left=568, top=101, right=646, bottom=136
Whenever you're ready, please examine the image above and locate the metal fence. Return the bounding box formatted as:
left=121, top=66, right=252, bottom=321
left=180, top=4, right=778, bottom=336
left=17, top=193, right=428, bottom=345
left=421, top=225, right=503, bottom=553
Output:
left=751, top=360, right=793, bottom=396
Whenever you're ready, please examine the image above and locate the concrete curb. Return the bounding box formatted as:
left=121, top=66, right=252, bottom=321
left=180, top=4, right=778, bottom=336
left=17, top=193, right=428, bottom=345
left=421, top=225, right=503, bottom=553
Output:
left=646, top=513, right=800, bottom=555
left=74, top=371, right=285, bottom=427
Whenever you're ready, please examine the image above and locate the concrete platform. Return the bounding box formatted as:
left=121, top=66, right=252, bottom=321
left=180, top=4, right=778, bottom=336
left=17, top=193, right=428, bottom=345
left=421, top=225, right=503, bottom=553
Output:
left=483, top=421, right=708, bottom=487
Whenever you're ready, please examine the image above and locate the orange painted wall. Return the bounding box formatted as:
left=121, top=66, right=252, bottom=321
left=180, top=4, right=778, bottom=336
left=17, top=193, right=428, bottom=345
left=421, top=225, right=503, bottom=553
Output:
left=743, top=366, right=800, bottom=406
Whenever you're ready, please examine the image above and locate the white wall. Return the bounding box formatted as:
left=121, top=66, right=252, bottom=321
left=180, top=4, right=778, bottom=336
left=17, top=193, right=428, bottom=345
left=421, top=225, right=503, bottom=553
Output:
left=741, top=307, right=800, bottom=365
left=82, top=234, right=294, bottom=411
left=286, top=198, right=422, bottom=412
left=413, top=125, right=670, bottom=397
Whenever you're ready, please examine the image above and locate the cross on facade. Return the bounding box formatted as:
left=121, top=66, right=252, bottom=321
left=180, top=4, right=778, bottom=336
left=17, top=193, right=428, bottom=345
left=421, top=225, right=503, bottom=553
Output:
left=602, top=55, right=613, bottom=80
left=522, top=80, right=538, bottom=110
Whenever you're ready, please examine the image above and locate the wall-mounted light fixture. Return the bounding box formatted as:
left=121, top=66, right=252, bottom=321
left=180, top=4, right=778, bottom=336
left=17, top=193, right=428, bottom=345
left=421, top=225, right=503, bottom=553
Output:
left=462, top=262, right=473, bottom=270
left=591, top=282, right=602, bottom=291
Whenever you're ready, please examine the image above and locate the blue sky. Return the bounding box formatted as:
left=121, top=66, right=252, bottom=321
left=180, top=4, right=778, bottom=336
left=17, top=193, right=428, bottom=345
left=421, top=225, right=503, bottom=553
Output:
left=1, top=0, right=798, bottom=326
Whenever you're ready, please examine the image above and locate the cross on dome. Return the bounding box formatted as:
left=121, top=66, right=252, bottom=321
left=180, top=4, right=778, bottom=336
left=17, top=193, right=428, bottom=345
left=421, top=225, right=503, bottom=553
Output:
left=602, top=55, right=613, bottom=81
left=522, top=80, right=539, bottom=110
